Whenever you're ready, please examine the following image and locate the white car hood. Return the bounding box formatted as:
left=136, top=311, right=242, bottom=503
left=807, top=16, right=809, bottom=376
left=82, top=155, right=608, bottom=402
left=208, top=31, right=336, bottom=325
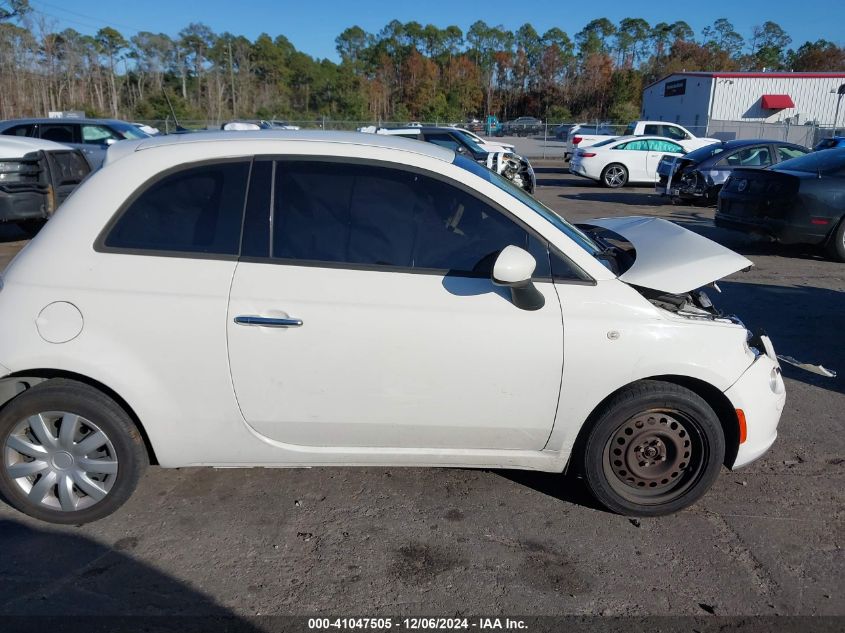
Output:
left=0, top=136, right=72, bottom=158
left=587, top=216, right=752, bottom=294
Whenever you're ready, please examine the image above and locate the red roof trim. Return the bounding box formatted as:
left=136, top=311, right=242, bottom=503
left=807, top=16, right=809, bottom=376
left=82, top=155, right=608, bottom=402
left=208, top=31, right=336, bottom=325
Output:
left=761, top=94, right=795, bottom=109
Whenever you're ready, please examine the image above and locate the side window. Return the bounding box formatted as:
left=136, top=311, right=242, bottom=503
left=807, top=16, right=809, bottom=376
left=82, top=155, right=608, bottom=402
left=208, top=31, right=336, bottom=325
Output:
left=647, top=139, right=683, bottom=153
left=81, top=124, right=121, bottom=144
left=721, top=147, right=772, bottom=167
left=39, top=124, right=77, bottom=144
left=271, top=161, right=542, bottom=276
left=424, top=133, right=461, bottom=152
left=3, top=124, right=34, bottom=137
left=777, top=145, right=808, bottom=161
left=662, top=125, right=688, bottom=140
left=624, top=140, right=650, bottom=151
left=103, top=161, right=249, bottom=255
left=643, top=124, right=660, bottom=135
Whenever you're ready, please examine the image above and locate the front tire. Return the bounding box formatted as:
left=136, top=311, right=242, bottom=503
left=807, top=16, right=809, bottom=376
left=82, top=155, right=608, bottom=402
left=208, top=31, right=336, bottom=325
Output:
left=580, top=381, right=725, bottom=516
left=0, top=379, right=147, bottom=524
left=602, top=163, right=628, bottom=188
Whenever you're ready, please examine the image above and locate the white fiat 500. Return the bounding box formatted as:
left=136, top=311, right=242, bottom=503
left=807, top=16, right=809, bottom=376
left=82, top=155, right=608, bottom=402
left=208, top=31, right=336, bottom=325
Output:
left=0, top=132, right=785, bottom=524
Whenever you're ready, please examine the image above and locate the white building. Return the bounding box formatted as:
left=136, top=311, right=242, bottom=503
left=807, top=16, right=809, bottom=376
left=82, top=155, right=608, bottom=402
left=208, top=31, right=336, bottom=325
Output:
left=642, top=72, right=845, bottom=139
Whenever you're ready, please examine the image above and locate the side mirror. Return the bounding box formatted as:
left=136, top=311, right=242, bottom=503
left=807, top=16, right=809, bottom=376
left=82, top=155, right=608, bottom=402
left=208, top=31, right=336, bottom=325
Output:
left=455, top=145, right=467, bottom=154
left=104, top=138, right=117, bottom=146
left=492, top=245, right=545, bottom=311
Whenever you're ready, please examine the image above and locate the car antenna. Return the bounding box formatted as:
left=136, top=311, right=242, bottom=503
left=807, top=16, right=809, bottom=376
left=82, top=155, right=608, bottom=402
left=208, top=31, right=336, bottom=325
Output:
left=163, top=90, right=187, bottom=133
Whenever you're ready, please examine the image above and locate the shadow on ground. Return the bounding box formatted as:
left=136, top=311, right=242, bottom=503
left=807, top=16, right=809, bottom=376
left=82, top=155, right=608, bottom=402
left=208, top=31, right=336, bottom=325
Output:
left=0, top=518, right=261, bottom=630
left=715, top=281, right=844, bottom=395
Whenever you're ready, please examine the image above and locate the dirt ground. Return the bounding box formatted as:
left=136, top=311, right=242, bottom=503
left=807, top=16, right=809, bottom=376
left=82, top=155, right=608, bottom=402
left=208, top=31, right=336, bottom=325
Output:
left=0, top=163, right=842, bottom=626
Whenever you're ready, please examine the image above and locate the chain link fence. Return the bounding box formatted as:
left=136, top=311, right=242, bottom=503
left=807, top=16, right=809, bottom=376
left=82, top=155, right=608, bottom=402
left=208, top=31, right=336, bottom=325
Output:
left=134, top=118, right=840, bottom=160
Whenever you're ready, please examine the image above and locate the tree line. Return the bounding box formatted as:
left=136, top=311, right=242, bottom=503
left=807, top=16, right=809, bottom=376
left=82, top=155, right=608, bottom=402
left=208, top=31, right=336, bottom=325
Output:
left=1, top=0, right=844, bottom=125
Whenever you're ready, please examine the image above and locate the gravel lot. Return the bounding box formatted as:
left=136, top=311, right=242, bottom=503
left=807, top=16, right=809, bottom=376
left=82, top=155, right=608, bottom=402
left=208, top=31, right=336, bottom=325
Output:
left=0, top=164, right=842, bottom=625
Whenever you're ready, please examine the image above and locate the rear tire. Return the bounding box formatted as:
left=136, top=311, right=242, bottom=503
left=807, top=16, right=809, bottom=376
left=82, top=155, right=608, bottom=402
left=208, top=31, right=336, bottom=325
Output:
left=602, top=164, right=628, bottom=188
left=579, top=380, right=725, bottom=516
left=0, top=379, right=147, bottom=524
left=825, top=217, right=845, bottom=262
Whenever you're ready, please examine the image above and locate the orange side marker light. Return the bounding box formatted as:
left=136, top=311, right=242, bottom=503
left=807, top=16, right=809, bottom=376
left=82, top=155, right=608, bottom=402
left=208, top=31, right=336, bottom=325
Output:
left=736, top=409, right=747, bottom=444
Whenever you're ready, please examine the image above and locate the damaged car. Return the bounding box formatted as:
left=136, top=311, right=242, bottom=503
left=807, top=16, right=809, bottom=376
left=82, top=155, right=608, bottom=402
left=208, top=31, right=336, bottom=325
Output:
left=656, top=140, right=809, bottom=204
left=368, top=126, right=536, bottom=194
left=0, top=131, right=787, bottom=524
left=0, top=137, right=91, bottom=235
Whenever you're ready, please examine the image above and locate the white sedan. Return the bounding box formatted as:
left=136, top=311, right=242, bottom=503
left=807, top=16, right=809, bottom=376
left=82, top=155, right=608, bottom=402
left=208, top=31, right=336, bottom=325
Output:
left=0, top=131, right=784, bottom=524
left=569, top=136, right=686, bottom=188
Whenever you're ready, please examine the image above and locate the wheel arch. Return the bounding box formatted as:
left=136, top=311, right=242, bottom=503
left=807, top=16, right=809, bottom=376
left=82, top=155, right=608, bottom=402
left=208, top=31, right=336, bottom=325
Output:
left=570, top=375, right=740, bottom=470
left=0, top=369, right=158, bottom=465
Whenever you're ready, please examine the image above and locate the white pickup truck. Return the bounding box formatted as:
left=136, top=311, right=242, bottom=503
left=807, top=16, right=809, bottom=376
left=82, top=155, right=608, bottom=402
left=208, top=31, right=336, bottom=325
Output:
left=621, top=121, right=719, bottom=152
left=567, top=120, right=719, bottom=161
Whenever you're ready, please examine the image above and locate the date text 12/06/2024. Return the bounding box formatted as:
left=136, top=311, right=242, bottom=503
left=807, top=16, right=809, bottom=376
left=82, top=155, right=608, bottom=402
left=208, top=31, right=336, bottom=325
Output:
left=308, top=618, right=528, bottom=630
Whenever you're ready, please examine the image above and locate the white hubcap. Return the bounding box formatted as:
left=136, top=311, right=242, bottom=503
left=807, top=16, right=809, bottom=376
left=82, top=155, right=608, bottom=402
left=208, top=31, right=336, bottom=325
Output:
left=4, top=412, right=118, bottom=512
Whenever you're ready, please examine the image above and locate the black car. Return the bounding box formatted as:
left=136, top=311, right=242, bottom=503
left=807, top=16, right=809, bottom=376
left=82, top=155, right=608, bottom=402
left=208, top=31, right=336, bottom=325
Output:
left=656, top=139, right=810, bottom=204
left=715, top=148, right=845, bottom=261
left=382, top=126, right=536, bottom=194
left=500, top=117, right=542, bottom=137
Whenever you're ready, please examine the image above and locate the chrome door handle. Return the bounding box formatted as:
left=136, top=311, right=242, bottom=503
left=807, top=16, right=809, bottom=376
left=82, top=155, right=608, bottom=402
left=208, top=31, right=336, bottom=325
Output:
left=234, top=315, right=303, bottom=328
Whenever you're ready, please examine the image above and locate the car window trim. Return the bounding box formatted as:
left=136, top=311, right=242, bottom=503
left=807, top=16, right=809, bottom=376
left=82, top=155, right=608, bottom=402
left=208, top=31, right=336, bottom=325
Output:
left=93, top=157, right=254, bottom=261
left=243, top=154, right=593, bottom=285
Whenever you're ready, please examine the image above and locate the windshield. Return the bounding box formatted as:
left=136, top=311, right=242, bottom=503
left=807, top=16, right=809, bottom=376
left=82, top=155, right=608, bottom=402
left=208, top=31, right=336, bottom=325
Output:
left=773, top=149, right=845, bottom=176
left=684, top=143, right=726, bottom=162
left=451, top=129, right=489, bottom=155
left=111, top=122, right=150, bottom=140
left=453, top=155, right=601, bottom=256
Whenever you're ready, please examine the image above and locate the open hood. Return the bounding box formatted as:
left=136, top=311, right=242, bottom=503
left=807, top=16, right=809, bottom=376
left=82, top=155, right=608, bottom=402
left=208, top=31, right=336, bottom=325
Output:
left=586, top=216, right=752, bottom=294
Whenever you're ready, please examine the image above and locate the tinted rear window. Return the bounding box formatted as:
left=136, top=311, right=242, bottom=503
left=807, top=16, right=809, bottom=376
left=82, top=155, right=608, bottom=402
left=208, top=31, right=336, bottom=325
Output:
left=773, top=149, right=845, bottom=176
left=104, top=161, right=249, bottom=255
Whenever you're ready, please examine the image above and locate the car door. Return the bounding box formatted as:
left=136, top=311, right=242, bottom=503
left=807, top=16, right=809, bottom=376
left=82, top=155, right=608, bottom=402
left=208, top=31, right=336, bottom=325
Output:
left=617, top=139, right=650, bottom=181
left=226, top=158, right=564, bottom=450
left=646, top=140, right=684, bottom=181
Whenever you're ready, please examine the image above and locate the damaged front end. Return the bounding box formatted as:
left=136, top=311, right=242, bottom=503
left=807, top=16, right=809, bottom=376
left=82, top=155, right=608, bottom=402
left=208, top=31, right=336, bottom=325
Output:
left=486, top=151, right=535, bottom=194
left=656, top=156, right=713, bottom=202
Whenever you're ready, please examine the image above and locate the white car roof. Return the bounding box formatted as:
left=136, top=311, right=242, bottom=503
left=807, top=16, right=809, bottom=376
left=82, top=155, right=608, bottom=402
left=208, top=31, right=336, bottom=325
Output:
left=108, top=130, right=454, bottom=163
left=602, top=135, right=682, bottom=145
left=0, top=136, right=72, bottom=158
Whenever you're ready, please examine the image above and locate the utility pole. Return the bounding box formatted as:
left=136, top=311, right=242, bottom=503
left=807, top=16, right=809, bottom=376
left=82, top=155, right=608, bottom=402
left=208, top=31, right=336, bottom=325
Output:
left=832, top=84, right=845, bottom=137
left=228, top=40, right=237, bottom=118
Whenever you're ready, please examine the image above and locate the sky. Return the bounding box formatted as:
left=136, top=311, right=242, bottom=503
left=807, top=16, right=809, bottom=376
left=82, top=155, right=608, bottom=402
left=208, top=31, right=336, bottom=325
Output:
left=23, top=0, right=845, bottom=61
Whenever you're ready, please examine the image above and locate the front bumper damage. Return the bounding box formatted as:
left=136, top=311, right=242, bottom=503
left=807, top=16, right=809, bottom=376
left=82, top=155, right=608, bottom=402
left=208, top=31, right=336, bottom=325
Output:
left=725, top=338, right=785, bottom=469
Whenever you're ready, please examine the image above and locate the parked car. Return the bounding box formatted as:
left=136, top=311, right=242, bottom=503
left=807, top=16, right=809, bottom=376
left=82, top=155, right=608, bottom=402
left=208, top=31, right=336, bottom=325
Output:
left=372, top=126, right=535, bottom=193
left=656, top=140, right=810, bottom=204
left=0, top=131, right=784, bottom=524
left=623, top=121, right=719, bottom=152
left=565, top=123, right=617, bottom=161
left=0, top=118, right=150, bottom=169
left=500, top=117, right=542, bottom=137
left=814, top=136, right=845, bottom=151
left=131, top=122, right=160, bottom=136
left=465, top=118, right=484, bottom=133
left=569, top=136, right=686, bottom=188
left=554, top=124, right=575, bottom=141
left=716, top=148, right=845, bottom=261
left=0, top=136, right=90, bottom=235
left=453, top=126, right=515, bottom=153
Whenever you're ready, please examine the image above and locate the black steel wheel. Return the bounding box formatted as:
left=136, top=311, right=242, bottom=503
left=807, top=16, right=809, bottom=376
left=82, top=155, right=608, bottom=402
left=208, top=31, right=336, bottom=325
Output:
left=580, top=380, right=725, bottom=516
